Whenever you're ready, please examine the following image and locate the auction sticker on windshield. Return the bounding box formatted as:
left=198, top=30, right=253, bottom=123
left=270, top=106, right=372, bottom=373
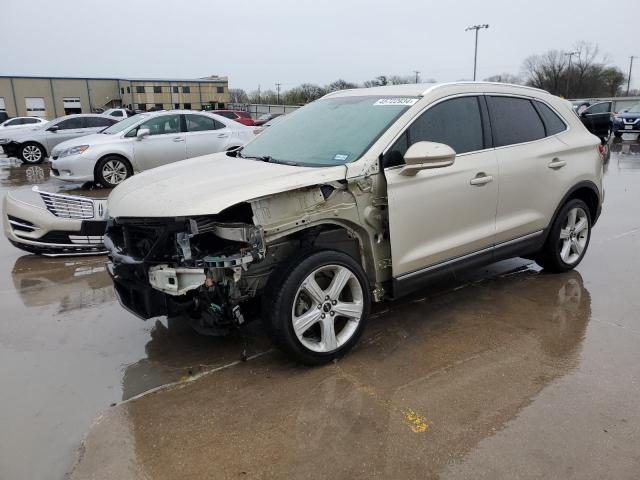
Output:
left=374, top=98, right=419, bottom=106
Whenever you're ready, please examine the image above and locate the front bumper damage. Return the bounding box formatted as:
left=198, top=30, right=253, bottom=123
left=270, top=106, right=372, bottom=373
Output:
left=106, top=216, right=266, bottom=334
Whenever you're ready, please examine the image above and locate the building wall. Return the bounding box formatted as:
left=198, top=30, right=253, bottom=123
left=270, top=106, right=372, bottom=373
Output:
left=0, top=76, right=229, bottom=119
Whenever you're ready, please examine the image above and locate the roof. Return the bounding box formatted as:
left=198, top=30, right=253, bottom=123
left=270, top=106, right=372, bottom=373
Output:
left=325, top=81, right=549, bottom=98
left=0, top=75, right=228, bottom=84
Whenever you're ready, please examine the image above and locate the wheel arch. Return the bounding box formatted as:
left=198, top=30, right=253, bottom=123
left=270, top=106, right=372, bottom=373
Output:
left=94, top=153, right=133, bottom=179
left=20, top=140, right=48, bottom=157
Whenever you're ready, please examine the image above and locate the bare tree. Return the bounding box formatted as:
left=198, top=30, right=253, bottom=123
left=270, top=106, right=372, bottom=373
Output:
left=228, top=89, right=249, bottom=104
left=522, top=42, right=626, bottom=97
left=326, top=79, right=358, bottom=92
left=483, top=73, right=522, bottom=84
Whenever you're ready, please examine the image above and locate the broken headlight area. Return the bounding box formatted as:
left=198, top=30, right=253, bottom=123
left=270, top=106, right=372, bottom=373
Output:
left=106, top=215, right=266, bottom=335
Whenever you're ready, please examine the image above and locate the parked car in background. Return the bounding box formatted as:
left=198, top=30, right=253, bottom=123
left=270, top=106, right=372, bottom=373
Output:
left=254, top=114, right=287, bottom=134
left=577, top=101, right=612, bottom=140
left=211, top=109, right=256, bottom=126
left=0, top=112, right=9, bottom=123
left=104, top=82, right=603, bottom=364
left=102, top=108, right=136, bottom=119
left=254, top=113, right=283, bottom=126
left=612, top=103, right=640, bottom=138
left=3, top=186, right=108, bottom=255
left=0, top=117, right=48, bottom=131
left=0, top=114, right=119, bottom=164
left=50, top=110, right=257, bottom=187
left=571, top=100, right=592, bottom=114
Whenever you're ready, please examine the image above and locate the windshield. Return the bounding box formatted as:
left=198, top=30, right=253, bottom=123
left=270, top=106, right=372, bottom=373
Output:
left=240, top=95, right=416, bottom=166
left=101, top=114, right=146, bottom=134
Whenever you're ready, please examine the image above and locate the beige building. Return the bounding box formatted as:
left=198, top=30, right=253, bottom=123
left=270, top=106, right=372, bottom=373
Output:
left=0, top=75, right=229, bottom=119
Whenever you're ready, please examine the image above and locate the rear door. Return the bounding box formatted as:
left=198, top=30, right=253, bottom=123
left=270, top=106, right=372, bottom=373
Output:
left=487, top=95, right=570, bottom=243
left=131, top=113, right=186, bottom=170
left=184, top=113, right=228, bottom=158
left=384, top=95, right=498, bottom=277
left=580, top=101, right=612, bottom=139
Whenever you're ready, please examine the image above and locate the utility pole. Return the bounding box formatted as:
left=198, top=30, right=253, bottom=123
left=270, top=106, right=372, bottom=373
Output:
left=276, top=83, right=281, bottom=104
left=465, top=24, right=489, bottom=81
left=564, top=51, right=578, bottom=99
left=257, top=85, right=261, bottom=104
left=413, top=70, right=420, bottom=84
left=627, top=56, right=636, bottom=96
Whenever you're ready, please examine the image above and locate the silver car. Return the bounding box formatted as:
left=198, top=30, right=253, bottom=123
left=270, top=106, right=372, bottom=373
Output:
left=0, top=114, right=119, bottom=164
left=50, top=110, right=257, bottom=187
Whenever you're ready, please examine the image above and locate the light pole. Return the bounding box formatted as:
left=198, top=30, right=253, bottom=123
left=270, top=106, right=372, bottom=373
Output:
left=627, top=56, right=636, bottom=96
left=465, top=24, right=489, bottom=81
left=564, top=51, right=578, bottom=98
left=413, top=70, right=420, bottom=83
left=276, top=83, right=281, bottom=104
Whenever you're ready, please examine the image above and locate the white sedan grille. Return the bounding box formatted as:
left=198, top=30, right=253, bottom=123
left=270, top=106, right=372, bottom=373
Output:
left=39, top=191, right=95, bottom=219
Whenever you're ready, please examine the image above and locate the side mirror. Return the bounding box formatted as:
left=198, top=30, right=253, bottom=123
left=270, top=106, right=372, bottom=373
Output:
left=137, top=128, right=150, bottom=140
left=399, top=141, right=456, bottom=176
left=47, top=125, right=59, bottom=132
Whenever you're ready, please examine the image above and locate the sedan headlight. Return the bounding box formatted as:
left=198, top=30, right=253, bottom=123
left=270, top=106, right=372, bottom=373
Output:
left=0, top=138, right=9, bottom=144
left=58, top=145, right=89, bottom=158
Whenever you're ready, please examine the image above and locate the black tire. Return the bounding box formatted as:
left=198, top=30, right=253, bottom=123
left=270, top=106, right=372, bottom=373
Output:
left=536, top=199, right=592, bottom=273
left=95, top=155, right=132, bottom=188
left=19, top=142, right=46, bottom=164
left=262, top=249, right=371, bottom=365
left=613, top=131, right=623, bottom=138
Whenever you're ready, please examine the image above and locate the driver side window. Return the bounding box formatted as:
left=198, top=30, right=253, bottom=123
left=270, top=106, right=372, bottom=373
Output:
left=126, top=114, right=181, bottom=137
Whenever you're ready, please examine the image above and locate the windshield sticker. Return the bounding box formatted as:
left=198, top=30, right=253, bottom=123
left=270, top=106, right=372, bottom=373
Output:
left=374, top=98, right=419, bottom=106
left=333, top=153, right=349, bottom=161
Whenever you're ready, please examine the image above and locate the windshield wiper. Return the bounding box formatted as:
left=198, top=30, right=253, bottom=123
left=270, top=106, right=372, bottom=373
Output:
left=237, top=149, right=298, bottom=166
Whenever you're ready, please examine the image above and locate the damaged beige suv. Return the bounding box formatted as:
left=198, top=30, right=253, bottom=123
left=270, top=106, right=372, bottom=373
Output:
left=106, top=82, right=604, bottom=364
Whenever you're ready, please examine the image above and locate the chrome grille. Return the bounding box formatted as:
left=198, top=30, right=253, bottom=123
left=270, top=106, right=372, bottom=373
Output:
left=39, top=191, right=95, bottom=219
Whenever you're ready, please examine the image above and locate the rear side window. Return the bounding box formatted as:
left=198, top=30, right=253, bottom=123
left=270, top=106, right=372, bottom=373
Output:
left=534, top=101, right=567, bottom=136
left=185, top=114, right=224, bottom=132
left=57, top=117, right=84, bottom=130
left=487, top=96, right=545, bottom=147
left=216, top=111, right=237, bottom=119
left=408, top=96, right=484, bottom=154
left=24, top=118, right=40, bottom=124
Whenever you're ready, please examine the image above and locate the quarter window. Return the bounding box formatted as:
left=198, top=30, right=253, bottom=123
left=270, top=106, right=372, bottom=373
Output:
left=534, top=101, right=567, bottom=136
left=185, top=114, right=224, bottom=132
left=487, top=96, right=545, bottom=147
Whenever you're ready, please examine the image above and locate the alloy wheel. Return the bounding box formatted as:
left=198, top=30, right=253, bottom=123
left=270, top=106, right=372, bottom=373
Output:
left=559, top=207, right=589, bottom=265
left=101, top=159, right=128, bottom=185
left=22, top=145, right=42, bottom=162
left=291, top=264, right=364, bottom=353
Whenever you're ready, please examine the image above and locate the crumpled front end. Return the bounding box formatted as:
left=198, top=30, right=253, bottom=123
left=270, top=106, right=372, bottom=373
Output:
left=105, top=205, right=268, bottom=334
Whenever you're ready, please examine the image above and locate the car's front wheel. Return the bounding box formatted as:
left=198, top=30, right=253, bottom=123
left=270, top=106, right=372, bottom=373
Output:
left=19, top=142, right=45, bottom=164
left=537, top=199, right=592, bottom=273
left=263, top=249, right=371, bottom=365
left=613, top=131, right=623, bottom=138
left=96, top=156, right=132, bottom=188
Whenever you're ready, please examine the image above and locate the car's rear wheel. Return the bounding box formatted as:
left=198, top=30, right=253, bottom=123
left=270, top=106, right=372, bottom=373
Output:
left=96, top=156, right=132, bottom=188
left=536, top=199, right=591, bottom=273
left=262, top=249, right=370, bottom=365
left=19, top=142, right=45, bottom=164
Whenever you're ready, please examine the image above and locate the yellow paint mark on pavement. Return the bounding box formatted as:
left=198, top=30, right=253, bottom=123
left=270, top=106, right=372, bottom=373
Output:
left=402, top=408, right=430, bottom=433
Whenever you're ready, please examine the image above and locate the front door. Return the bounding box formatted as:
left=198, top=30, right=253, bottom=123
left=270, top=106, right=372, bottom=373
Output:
left=132, top=114, right=186, bottom=170
left=384, top=95, right=498, bottom=277
left=580, top=101, right=612, bottom=139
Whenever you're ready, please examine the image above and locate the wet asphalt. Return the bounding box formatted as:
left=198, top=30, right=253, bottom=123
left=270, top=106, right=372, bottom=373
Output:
left=1, top=136, right=640, bottom=479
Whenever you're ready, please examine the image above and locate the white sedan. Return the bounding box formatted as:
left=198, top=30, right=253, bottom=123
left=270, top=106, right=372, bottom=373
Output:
left=0, top=116, right=48, bottom=131
left=50, top=110, right=257, bottom=187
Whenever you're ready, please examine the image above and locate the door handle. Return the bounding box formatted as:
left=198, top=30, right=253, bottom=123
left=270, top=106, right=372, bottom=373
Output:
left=548, top=158, right=566, bottom=169
left=172, top=137, right=184, bottom=142
left=217, top=133, right=229, bottom=138
left=469, top=173, right=493, bottom=186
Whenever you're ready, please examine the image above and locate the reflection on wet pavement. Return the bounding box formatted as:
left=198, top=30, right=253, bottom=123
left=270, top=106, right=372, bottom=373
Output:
left=1, top=142, right=640, bottom=480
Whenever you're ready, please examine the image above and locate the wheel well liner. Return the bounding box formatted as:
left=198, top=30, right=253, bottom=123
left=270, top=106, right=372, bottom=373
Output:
left=559, top=181, right=601, bottom=226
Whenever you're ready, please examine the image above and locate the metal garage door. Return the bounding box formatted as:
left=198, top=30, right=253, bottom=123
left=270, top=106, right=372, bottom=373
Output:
left=25, top=97, right=46, bottom=117
left=63, top=97, right=82, bottom=114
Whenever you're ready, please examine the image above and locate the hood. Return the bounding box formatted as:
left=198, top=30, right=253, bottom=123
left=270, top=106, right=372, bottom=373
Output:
left=52, top=133, right=117, bottom=154
left=108, top=152, right=347, bottom=218
left=617, top=112, right=640, bottom=119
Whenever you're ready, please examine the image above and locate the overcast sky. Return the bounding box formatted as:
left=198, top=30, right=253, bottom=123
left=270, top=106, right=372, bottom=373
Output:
left=3, top=0, right=638, bottom=92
